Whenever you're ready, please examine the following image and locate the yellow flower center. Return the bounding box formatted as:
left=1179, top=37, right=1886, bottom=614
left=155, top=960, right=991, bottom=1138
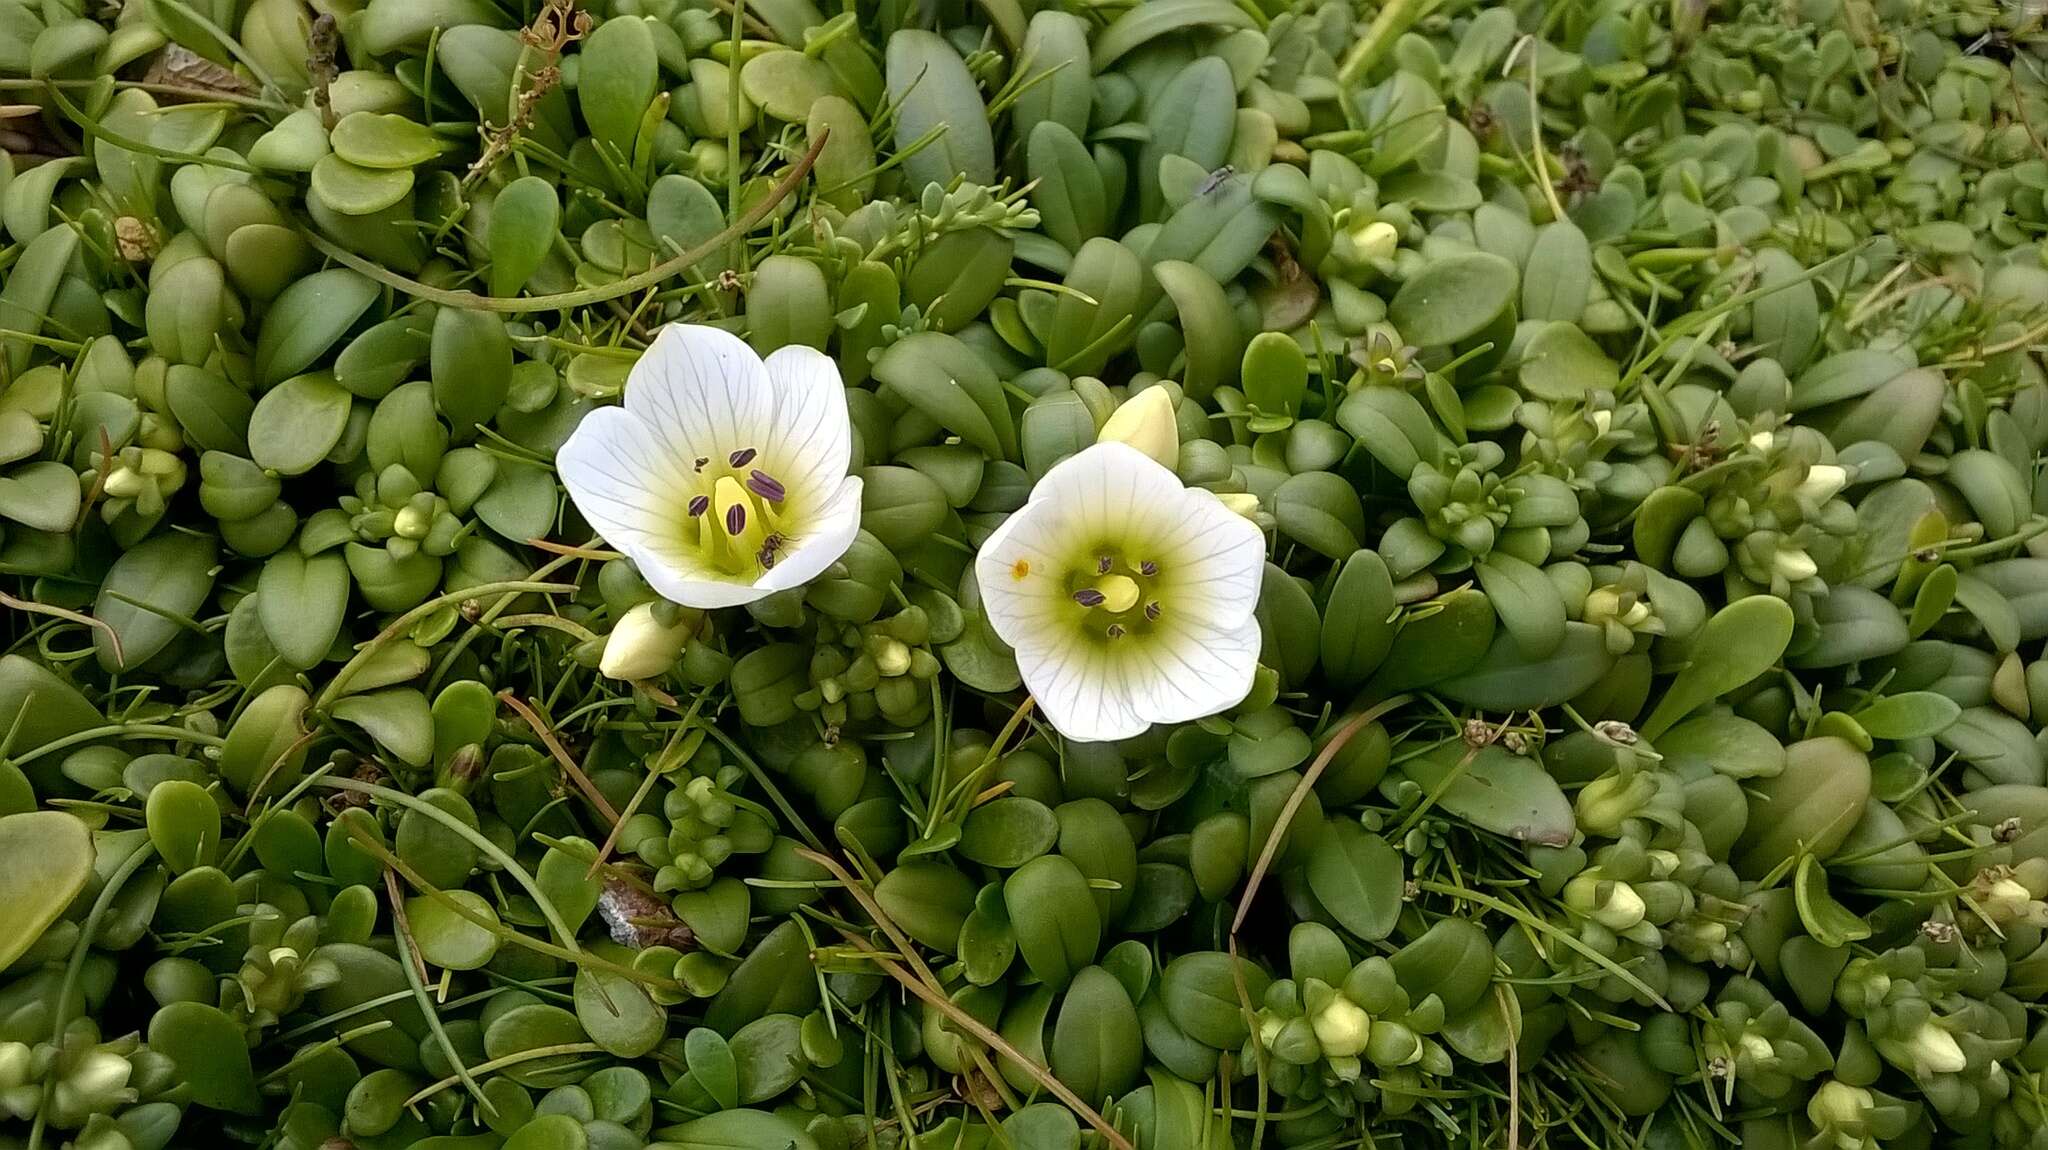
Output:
left=1066, top=551, right=1164, bottom=642
left=683, top=447, right=790, bottom=577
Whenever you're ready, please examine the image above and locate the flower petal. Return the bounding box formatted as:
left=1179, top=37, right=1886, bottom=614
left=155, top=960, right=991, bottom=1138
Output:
left=557, top=407, right=765, bottom=609
left=1016, top=627, right=1150, bottom=743
left=754, top=475, right=864, bottom=593
left=1124, top=614, right=1262, bottom=727
left=1028, top=441, right=1189, bottom=545
left=1145, top=489, right=1268, bottom=628
left=975, top=494, right=1086, bottom=652
left=624, top=324, right=773, bottom=463
left=760, top=344, right=854, bottom=507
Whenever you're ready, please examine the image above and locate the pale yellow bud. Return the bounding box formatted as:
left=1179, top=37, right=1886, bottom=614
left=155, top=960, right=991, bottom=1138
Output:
left=1218, top=492, right=1262, bottom=518
left=1098, top=386, right=1180, bottom=469
left=600, top=602, right=691, bottom=681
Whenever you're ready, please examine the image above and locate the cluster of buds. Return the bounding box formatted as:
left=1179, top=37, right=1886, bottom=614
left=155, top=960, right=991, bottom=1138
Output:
left=1515, top=390, right=1666, bottom=526
left=794, top=606, right=942, bottom=729
left=1834, top=947, right=2024, bottom=1122
left=1682, top=423, right=1858, bottom=606
left=1253, top=924, right=1456, bottom=1118
left=341, top=464, right=466, bottom=562
left=1384, top=441, right=1587, bottom=576
left=220, top=910, right=340, bottom=1036
left=1579, top=564, right=1671, bottom=655
left=0, top=1021, right=183, bottom=1132
left=87, top=445, right=187, bottom=532
left=619, top=742, right=773, bottom=895
left=1696, top=977, right=1833, bottom=1104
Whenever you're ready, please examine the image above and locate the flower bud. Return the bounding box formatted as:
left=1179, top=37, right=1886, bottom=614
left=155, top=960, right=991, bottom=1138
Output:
left=1350, top=219, right=1400, bottom=263
left=1772, top=545, right=1818, bottom=582
left=1808, top=1079, right=1874, bottom=1129
left=1097, top=386, right=1180, bottom=469
left=1218, top=492, right=1261, bottom=518
left=600, top=601, right=692, bottom=680
left=1890, top=1020, right=1967, bottom=1076
left=1797, top=463, right=1848, bottom=504
left=1310, top=996, right=1372, bottom=1058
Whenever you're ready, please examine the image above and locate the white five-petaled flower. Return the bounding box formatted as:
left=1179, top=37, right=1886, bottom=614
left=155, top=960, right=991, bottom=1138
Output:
left=557, top=325, right=862, bottom=609
left=975, top=441, right=1267, bottom=743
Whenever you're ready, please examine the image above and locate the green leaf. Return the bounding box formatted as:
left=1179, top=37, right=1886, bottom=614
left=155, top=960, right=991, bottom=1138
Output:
left=1305, top=819, right=1403, bottom=941
left=1520, top=221, right=1592, bottom=322
left=254, top=268, right=380, bottom=387
left=1793, top=854, right=1871, bottom=947
left=578, top=13, right=659, bottom=160
left=431, top=307, right=513, bottom=432
left=488, top=176, right=561, bottom=298
left=1392, top=743, right=1575, bottom=847
left=575, top=968, right=667, bottom=1058
left=1050, top=966, right=1142, bottom=1103
left=331, top=689, right=434, bottom=768
left=1854, top=691, right=1962, bottom=740
left=0, top=811, right=93, bottom=970
left=1639, top=596, right=1795, bottom=740
left=886, top=30, right=995, bottom=193
left=1517, top=321, right=1618, bottom=401
left=658, top=1110, right=819, bottom=1150
left=1320, top=550, right=1396, bottom=688
left=1004, top=854, right=1100, bottom=991
left=1389, top=252, right=1518, bottom=347
left=95, top=531, right=217, bottom=673
left=330, top=111, right=449, bottom=169
left=250, top=373, right=353, bottom=476
left=148, top=1001, right=263, bottom=1114
left=959, top=796, right=1059, bottom=868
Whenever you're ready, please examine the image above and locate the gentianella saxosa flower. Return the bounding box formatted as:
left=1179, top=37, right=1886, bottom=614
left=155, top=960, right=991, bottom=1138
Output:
left=976, top=441, right=1267, bottom=742
left=557, top=325, right=861, bottom=608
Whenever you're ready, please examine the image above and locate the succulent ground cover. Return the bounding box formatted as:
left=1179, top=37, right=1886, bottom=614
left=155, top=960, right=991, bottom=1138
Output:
left=7, top=0, right=2048, bottom=1148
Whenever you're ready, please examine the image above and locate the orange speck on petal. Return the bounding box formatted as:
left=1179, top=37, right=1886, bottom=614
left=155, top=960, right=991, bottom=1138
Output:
left=1011, top=559, right=1030, bottom=580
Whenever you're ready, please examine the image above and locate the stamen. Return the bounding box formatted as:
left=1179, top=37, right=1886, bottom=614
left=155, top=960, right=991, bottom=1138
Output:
left=725, top=503, right=747, bottom=535
left=729, top=447, right=757, bottom=467
left=1145, top=601, right=1162, bottom=621
left=687, top=495, right=710, bottom=517
left=1106, top=624, right=1126, bottom=639
left=1139, top=560, right=1158, bottom=577
left=747, top=469, right=787, bottom=503
left=694, top=456, right=709, bottom=472
left=1073, top=589, right=1106, bottom=608
left=1096, top=555, right=1113, bottom=574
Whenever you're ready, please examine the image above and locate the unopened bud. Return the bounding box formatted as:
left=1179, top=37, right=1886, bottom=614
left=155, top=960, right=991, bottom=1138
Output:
left=600, top=601, right=692, bottom=681
left=1097, top=386, right=1180, bottom=469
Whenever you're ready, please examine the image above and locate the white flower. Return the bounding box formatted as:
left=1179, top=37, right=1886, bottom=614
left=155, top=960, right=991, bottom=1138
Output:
left=975, top=442, right=1266, bottom=742
left=600, top=602, right=692, bottom=680
left=1097, top=385, right=1179, bottom=468
left=558, top=325, right=862, bottom=608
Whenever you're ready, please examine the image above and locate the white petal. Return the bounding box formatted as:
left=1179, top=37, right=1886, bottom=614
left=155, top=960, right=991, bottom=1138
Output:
left=754, top=476, right=864, bottom=593
left=557, top=407, right=765, bottom=609
left=759, top=344, right=854, bottom=506
left=1145, top=489, right=1268, bottom=628
left=557, top=406, right=691, bottom=554
left=975, top=498, right=1084, bottom=652
left=624, top=324, right=773, bottom=463
left=1124, top=614, right=1261, bottom=727
left=1029, top=441, right=1189, bottom=545
left=1016, top=628, right=1150, bottom=743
